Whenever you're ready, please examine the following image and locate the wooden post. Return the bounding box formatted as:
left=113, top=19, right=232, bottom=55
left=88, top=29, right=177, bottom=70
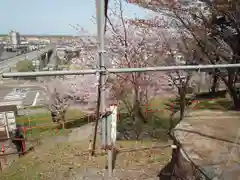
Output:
left=25, top=107, right=31, bottom=131
left=1, top=144, right=7, bottom=166
left=23, top=127, right=27, bottom=137
left=22, top=140, right=26, bottom=155
left=88, top=140, right=92, bottom=160
left=0, top=159, right=2, bottom=172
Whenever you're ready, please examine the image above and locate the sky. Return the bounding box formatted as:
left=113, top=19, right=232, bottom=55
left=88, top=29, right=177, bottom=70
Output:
left=0, top=0, right=155, bottom=35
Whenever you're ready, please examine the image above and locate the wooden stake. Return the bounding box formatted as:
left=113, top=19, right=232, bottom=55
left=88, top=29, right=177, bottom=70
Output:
left=88, top=140, right=92, bottom=160
left=1, top=144, right=7, bottom=166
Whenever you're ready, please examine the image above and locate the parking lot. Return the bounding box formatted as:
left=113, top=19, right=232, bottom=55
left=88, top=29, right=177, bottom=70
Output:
left=0, top=85, right=46, bottom=108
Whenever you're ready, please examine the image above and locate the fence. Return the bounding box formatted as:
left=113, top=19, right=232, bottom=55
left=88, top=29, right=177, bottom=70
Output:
left=0, top=112, right=97, bottom=171
left=1, top=62, right=240, bottom=176
left=0, top=94, right=231, bottom=177
left=1, top=0, right=240, bottom=176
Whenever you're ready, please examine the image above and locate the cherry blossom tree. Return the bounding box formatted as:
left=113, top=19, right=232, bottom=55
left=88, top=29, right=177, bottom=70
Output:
left=70, top=36, right=98, bottom=69
left=67, top=0, right=174, bottom=139
left=104, top=0, right=177, bottom=139
left=42, top=74, right=97, bottom=128
left=129, top=0, right=240, bottom=110
left=128, top=17, right=198, bottom=126
left=69, top=0, right=202, bottom=139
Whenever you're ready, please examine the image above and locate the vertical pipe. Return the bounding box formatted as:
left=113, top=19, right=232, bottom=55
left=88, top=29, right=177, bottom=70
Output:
left=107, top=113, right=113, bottom=175
left=96, top=0, right=113, bottom=177
left=92, top=0, right=107, bottom=158
left=107, top=114, right=112, bottom=147
left=45, top=52, right=48, bottom=66
left=101, top=0, right=113, bottom=177
left=198, top=70, right=203, bottom=93
left=4, top=113, right=10, bottom=139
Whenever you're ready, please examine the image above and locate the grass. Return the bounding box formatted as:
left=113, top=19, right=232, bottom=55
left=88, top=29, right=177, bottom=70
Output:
left=146, top=98, right=171, bottom=114
left=138, top=96, right=234, bottom=137
left=0, top=97, right=174, bottom=179
left=58, top=64, right=70, bottom=70
left=0, top=139, right=172, bottom=180
left=1, top=96, right=235, bottom=179
left=193, top=98, right=233, bottom=110
left=19, top=105, right=46, bottom=110
left=116, top=97, right=173, bottom=141
left=117, top=96, right=232, bottom=132
left=16, top=108, right=86, bottom=139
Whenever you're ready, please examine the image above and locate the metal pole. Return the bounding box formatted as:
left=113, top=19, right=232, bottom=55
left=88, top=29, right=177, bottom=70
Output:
left=95, top=0, right=113, bottom=177
left=92, top=0, right=102, bottom=157
left=2, top=63, right=240, bottom=78
left=100, top=0, right=113, bottom=177
left=92, top=0, right=102, bottom=158
left=4, top=113, right=10, bottom=139
left=198, top=70, right=203, bottom=93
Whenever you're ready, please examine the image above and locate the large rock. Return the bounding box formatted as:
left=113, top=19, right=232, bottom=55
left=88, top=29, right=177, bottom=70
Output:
left=173, top=110, right=240, bottom=180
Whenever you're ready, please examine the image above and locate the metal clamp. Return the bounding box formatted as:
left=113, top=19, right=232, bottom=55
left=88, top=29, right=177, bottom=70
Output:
left=97, top=50, right=106, bottom=53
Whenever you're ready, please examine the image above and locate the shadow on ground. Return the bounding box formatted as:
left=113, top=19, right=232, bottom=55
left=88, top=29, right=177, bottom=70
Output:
left=64, top=115, right=94, bottom=129
left=158, top=160, right=175, bottom=180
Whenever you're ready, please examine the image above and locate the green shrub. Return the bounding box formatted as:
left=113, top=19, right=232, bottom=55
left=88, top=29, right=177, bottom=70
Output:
left=16, top=60, right=35, bottom=72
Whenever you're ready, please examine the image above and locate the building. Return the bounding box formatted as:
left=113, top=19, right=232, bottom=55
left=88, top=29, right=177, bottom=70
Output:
left=9, top=30, right=20, bottom=46
left=0, top=104, right=18, bottom=137
left=0, top=44, right=4, bottom=58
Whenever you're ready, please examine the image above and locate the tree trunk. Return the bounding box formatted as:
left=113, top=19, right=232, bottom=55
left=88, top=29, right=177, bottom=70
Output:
left=210, top=74, right=218, bottom=93
left=227, top=85, right=240, bottom=111
left=172, top=137, right=180, bottom=166
left=232, top=95, right=240, bottom=111
left=60, top=111, right=66, bottom=129
left=179, top=89, right=186, bottom=121
left=132, top=86, right=146, bottom=123
left=51, top=111, right=58, bottom=122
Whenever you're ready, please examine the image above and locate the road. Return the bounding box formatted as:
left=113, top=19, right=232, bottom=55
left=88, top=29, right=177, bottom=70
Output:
left=0, top=45, right=54, bottom=74
left=0, top=84, right=46, bottom=108
left=0, top=51, right=18, bottom=61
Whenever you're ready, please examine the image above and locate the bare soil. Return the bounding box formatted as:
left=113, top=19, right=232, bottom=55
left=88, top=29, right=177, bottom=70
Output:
left=0, top=122, right=172, bottom=180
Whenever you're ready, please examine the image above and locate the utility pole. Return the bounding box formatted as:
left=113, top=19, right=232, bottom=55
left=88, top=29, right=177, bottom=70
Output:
left=93, top=0, right=113, bottom=178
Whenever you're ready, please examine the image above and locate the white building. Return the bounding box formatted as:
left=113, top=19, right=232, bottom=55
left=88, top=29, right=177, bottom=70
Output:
left=9, top=30, right=20, bottom=46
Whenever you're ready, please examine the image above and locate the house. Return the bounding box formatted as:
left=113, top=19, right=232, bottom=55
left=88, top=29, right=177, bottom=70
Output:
left=0, top=105, right=18, bottom=138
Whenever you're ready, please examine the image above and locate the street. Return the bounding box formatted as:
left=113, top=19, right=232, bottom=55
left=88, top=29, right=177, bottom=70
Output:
left=0, top=51, right=18, bottom=61
left=0, top=83, right=46, bottom=108
left=0, top=46, right=53, bottom=73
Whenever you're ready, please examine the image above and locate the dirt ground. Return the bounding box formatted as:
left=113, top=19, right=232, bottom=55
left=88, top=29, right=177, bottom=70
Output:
left=0, top=122, right=172, bottom=180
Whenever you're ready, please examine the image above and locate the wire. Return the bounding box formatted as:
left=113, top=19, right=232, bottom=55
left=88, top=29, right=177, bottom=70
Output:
left=91, top=62, right=104, bottom=155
